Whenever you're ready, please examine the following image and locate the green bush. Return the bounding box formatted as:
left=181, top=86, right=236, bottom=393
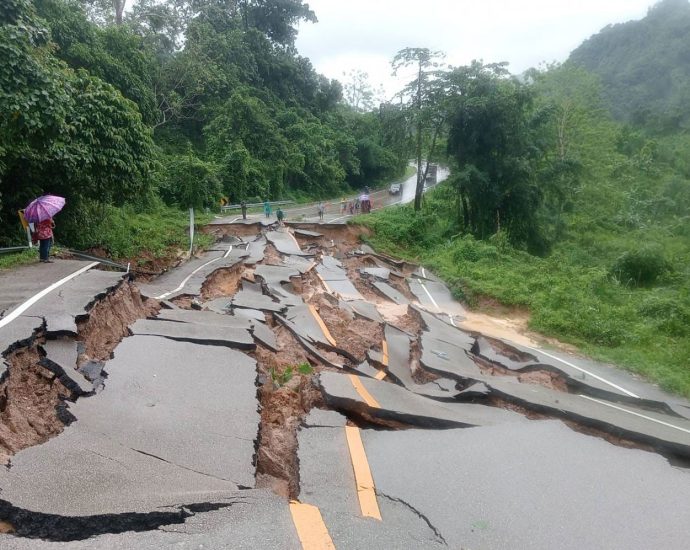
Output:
left=611, top=246, right=671, bottom=286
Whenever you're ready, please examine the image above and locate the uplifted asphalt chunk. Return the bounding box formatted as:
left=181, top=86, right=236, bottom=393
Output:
left=419, top=331, right=484, bottom=380
left=156, top=308, right=252, bottom=329
left=372, top=281, right=409, bottom=305
left=40, top=338, right=93, bottom=395
left=251, top=320, right=278, bottom=352
left=382, top=324, right=459, bottom=400
left=286, top=304, right=334, bottom=346
left=347, top=299, right=384, bottom=322
left=130, top=318, right=254, bottom=349
left=254, top=265, right=300, bottom=286
left=265, top=230, right=312, bottom=256
left=408, top=277, right=466, bottom=318
left=244, top=235, right=266, bottom=265
left=232, top=288, right=286, bottom=313
left=413, top=306, right=471, bottom=342
left=294, top=229, right=323, bottom=238
left=318, top=371, right=523, bottom=428
left=472, top=335, right=539, bottom=370
left=275, top=315, right=344, bottom=369
left=484, top=376, right=690, bottom=458
left=360, top=267, right=391, bottom=280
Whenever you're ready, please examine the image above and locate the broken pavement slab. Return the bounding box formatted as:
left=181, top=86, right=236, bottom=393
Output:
left=362, top=420, right=690, bottom=550
left=254, top=265, right=301, bottom=286
left=381, top=324, right=460, bottom=400
left=0, top=335, right=260, bottom=516
left=371, top=281, right=409, bottom=305
left=130, top=318, right=255, bottom=350
left=317, top=371, right=523, bottom=428
left=359, top=267, right=391, bottom=281
left=265, top=231, right=312, bottom=257
left=407, top=277, right=466, bottom=319
left=297, top=409, right=446, bottom=549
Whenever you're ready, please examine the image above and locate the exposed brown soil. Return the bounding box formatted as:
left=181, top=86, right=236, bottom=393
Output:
left=262, top=243, right=284, bottom=266
left=471, top=354, right=569, bottom=393
left=562, top=420, right=657, bottom=453
left=77, top=281, right=159, bottom=365
left=0, top=346, right=72, bottom=465
left=169, top=294, right=195, bottom=309
left=308, top=294, right=383, bottom=363
left=200, top=264, right=244, bottom=300
left=253, top=325, right=326, bottom=499
left=410, top=340, right=439, bottom=383
left=202, top=223, right=268, bottom=239
left=0, top=281, right=158, bottom=465
left=289, top=223, right=371, bottom=245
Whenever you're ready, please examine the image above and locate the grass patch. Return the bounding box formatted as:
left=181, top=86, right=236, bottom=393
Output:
left=359, top=186, right=690, bottom=399
left=0, top=248, right=38, bottom=270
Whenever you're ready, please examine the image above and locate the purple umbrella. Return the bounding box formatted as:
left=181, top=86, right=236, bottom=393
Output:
left=24, top=195, right=66, bottom=223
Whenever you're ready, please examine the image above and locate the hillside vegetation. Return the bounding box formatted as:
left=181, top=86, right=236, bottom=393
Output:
left=570, top=0, right=690, bottom=133
left=361, top=41, right=690, bottom=396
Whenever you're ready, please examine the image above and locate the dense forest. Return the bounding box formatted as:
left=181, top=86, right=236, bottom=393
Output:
left=570, top=0, right=690, bottom=133
left=0, top=0, right=408, bottom=250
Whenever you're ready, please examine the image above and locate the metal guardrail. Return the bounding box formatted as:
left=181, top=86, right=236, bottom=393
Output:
left=0, top=246, right=30, bottom=254
left=221, top=200, right=294, bottom=212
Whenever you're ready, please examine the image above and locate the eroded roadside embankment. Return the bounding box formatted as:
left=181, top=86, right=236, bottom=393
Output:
left=0, top=279, right=157, bottom=465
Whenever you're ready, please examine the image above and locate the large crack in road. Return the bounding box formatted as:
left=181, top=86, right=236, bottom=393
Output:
left=1, top=223, right=689, bottom=548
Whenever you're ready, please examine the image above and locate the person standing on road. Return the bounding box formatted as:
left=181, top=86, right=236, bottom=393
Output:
left=276, top=207, right=284, bottom=225
left=340, top=197, right=346, bottom=213
left=241, top=200, right=247, bottom=220
left=318, top=201, right=325, bottom=221
left=35, top=217, right=55, bottom=263
left=264, top=200, right=272, bottom=218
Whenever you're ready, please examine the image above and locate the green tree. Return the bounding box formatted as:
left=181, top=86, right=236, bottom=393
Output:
left=447, top=62, right=549, bottom=252
left=392, top=47, right=447, bottom=210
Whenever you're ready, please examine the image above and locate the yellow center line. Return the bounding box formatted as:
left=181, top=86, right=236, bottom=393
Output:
left=289, top=501, right=336, bottom=550
left=374, top=370, right=387, bottom=381
left=316, top=272, right=333, bottom=294
left=381, top=339, right=389, bottom=366
left=348, top=374, right=380, bottom=408
left=345, top=426, right=382, bottom=521
left=308, top=304, right=338, bottom=346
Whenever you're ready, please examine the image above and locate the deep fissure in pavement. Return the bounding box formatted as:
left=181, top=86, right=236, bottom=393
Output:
left=0, top=280, right=157, bottom=466
left=0, top=498, right=239, bottom=541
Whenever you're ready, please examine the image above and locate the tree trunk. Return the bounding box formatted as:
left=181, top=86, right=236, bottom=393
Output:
left=414, top=60, right=424, bottom=211
left=114, top=0, right=126, bottom=25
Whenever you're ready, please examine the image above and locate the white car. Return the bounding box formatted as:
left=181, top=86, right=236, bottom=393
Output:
left=389, top=183, right=401, bottom=194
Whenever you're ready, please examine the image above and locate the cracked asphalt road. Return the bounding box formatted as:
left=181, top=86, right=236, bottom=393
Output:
left=1, top=224, right=689, bottom=549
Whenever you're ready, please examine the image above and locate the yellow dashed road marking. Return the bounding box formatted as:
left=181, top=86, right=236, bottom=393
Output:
left=345, top=426, right=382, bottom=520
left=289, top=501, right=336, bottom=550
left=348, top=374, right=380, bottom=408
left=308, top=304, right=337, bottom=346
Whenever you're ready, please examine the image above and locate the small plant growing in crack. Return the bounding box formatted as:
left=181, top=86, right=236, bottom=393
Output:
left=297, top=362, right=313, bottom=375
left=269, top=363, right=313, bottom=387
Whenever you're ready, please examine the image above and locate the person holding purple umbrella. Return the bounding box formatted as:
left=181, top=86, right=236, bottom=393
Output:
left=24, top=194, right=65, bottom=264
left=35, top=217, right=55, bottom=263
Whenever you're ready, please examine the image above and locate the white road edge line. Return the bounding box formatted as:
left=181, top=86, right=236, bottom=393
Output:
left=155, top=244, right=232, bottom=300
left=0, top=262, right=100, bottom=329
left=525, top=346, right=639, bottom=398
left=579, top=395, right=690, bottom=434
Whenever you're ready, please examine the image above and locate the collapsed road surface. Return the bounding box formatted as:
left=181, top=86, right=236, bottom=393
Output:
left=1, top=223, right=689, bottom=549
